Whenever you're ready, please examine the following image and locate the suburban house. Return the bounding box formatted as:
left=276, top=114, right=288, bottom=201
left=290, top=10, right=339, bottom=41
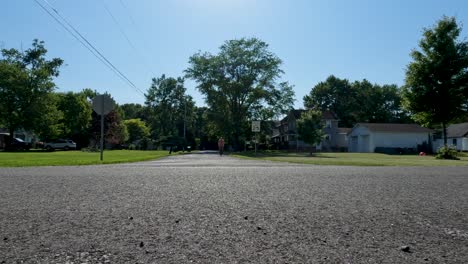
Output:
left=348, top=123, right=433, bottom=153
left=432, top=122, right=468, bottom=152
left=272, top=109, right=350, bottom=151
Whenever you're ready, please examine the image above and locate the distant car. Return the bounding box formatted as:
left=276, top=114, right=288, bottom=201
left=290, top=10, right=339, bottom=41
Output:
left=44, top=139, right=76, bottom=150
left=3, top=136, right=32, bottom=151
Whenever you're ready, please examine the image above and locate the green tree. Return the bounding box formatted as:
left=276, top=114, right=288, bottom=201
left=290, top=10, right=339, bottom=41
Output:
left=304, top=75, right=410, bottom=127
left=297, top=109, right=325, bottom=155
left=57, top=91, right=92, bottom=139
left=186, top=38, right=294, bottom=149
left=0, top=40, right=63, bottom=142
left=121, top=103, right=146, bottom=120
left=402, top=16, right=468, bottom=145
left=124, top=118, right=150, bottom=143
left=145, top=74, right=194, bottom=143
left=304, top=75, right=357, bottom=127
left=353, top=80, right=410, bottom=124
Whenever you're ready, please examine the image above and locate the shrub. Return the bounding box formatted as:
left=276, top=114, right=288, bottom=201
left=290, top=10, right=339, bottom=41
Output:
left=435, top=145, right=459, bottom=160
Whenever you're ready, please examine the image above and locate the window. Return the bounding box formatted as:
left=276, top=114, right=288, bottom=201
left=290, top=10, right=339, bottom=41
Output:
left=453, top=138, right=457, bottom=145
left=326, top=120, right=332, bottom=128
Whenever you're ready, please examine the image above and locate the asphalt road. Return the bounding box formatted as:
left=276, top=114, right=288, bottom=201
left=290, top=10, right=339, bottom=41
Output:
left=1, top=151, right=467, bottom=263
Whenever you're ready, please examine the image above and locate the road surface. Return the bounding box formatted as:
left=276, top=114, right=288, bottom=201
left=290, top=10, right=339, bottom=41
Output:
left=1, top=151, right=467, bottom=263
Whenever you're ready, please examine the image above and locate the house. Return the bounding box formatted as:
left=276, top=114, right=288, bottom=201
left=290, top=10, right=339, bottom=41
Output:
left=432, top=122, right=468, bottom=152
left=348, top=123, right=433, bottom=153
left=272, top=109, right=350, bottom=151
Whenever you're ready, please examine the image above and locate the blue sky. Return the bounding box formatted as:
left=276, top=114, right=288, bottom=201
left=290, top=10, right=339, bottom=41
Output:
left=2, top=0, right=467, bottom=108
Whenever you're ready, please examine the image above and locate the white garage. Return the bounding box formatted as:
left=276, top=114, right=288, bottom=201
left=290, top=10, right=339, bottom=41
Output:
left=348, top=123, right=433, bottom=153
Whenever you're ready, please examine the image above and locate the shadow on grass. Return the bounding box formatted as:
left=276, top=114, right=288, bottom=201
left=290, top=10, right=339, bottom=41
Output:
left=238, top=151, right=337, bottom=159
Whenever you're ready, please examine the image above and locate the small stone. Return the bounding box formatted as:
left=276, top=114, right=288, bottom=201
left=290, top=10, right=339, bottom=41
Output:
left=257, top=226, right=262, bottom=230
left=175, top=219, right=180, bottom=223
left=401, top=245, right=411, bottom=252
left=129, top=216, right=133, bottom=220
left=80, top=252, right=89, bottom=258
left=424, top=258, right=429, bottom=261
left=244, top=216, right=248, bottom=220
left=3, top=237, right=7, bottom=241
left=139, top=241, right=144, bottom=247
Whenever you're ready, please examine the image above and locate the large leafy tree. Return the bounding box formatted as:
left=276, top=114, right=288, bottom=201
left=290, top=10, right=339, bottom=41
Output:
left=304, top=75, right=356, bottom=127
left=353, top=80, right=410, bottom=124
left=90, top=110, right=128, bottom=147
left=402, top=16, right=468, bottom=145
left=304, top=75, right=410, bottom=127
left=0, top=40, right=63, bottom=142
left=121, top=103, right=146, bottom=121
left=124, top=118, right=150, bottom=143
left=145, top=74, right=194, bottom=143
left=186, top=38, right=294, bottom=149
left=57, top=91, right=92, bottom=139
left=297, top=109, right=324, bottom=155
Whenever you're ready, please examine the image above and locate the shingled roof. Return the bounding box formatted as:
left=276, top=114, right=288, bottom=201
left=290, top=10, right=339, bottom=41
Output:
left=446, top=123, right=468, bottom=138
left=356, top=123, right=434, bottom=133
left=287, top=109, right=337, bottom=120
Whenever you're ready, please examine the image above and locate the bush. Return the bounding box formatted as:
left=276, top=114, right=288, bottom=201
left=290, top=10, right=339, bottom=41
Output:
left=81, top=146, right=99, bottom=152
left=435, top=145, right=459, bottom=160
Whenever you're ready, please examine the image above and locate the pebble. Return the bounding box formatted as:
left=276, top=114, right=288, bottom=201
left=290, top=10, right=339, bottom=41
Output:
left=401, top=245, right=411, bottom=252
left=139, top=241, right=144, bottom=247
left=129, top=216, right=133, bottom=220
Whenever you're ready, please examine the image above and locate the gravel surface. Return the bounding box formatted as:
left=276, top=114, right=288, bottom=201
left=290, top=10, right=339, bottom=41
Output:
left=1, top=151, right=467, bottom=263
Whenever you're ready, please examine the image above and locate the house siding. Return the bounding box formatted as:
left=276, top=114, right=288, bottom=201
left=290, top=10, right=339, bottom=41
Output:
left=432, top=137, right=468, bottom=152
left=348, top=126, right=373, bottom=152
left=373, top=132, right=428, bottom=149
left=349, top=126, right=430, bottom=153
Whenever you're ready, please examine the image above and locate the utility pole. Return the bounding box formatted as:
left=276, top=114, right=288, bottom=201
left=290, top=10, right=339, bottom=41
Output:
left=183, top=96, right=186, bottom=152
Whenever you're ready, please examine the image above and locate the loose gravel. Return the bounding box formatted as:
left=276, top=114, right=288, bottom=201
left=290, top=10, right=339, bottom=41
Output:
left=1, top=151, right=467, bottom=263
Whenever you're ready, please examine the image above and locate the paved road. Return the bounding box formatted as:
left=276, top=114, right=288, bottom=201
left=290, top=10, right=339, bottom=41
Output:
left=1, top=152, right=467, bottom=263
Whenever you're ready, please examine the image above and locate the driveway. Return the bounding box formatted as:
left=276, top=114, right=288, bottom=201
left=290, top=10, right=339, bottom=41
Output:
left=1, top=151, right=467, bottom=263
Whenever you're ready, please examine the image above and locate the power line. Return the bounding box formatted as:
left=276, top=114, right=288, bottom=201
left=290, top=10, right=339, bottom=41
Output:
left=34, top=0, right=146, bottom=96
left=100, top=0, right=156, bottom=77
left=33, top=0, right=124, bottom=86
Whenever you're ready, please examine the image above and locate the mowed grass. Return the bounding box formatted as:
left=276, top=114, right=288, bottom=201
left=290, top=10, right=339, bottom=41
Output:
left=233, top=151, right=468, bottom=166
left=0, top=150, right=171, bottom=167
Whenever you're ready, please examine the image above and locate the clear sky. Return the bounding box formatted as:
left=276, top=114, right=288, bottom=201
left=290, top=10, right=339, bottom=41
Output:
left=2, top=0, right=467, bottom=108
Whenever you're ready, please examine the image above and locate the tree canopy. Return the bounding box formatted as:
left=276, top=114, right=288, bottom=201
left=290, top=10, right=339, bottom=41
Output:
left=186, top=37, right=294, bottom=149
left=304, top=75, right=410, bottom=127
left=402, top=16, right=468, bottom=144
left=0, top=39, right=63, bottom=142
left=145, top=74, right=195, bottom=144
left=297, top=109, right=324, bottom=155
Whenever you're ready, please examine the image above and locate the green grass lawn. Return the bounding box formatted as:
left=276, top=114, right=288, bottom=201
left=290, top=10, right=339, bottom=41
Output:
left=0, top=150, right=171, bottom=167
left=233, top=151, right=468, bottom=166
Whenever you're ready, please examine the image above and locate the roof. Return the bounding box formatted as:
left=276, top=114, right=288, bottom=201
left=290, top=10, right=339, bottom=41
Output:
left=355, top=123, right=434, bottom=133
left=322, top=110, right=338, bottom=120
left=337, top=128, right=352, bottom=134
left=446, top=123, right=468, bottom=138
left=284, top=109, right=338, bottom=121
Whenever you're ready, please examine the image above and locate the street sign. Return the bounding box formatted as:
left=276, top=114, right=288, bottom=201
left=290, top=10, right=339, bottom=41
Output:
left=252, top=121, right=261, bottom=132
left=92, top=93, right=115, bottom=161
left=92, top=94, right=115, bottom=115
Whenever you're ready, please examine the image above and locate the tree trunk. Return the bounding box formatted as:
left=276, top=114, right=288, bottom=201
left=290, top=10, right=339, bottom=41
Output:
left=442, top=122, right=447, bottom=146
left=8, top=126, right=15, bottom=146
